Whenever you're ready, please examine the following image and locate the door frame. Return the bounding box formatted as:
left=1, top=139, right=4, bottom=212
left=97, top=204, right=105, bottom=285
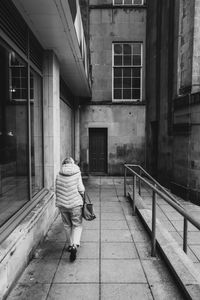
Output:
left=89, top=127, right=108, bottom=175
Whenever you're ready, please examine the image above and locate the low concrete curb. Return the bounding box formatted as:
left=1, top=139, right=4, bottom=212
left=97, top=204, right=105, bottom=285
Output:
left=128, top=192, right=200, bottom=300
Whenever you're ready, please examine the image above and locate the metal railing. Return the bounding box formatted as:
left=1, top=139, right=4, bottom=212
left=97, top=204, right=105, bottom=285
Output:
left=124, top=164, right=200, bottom=257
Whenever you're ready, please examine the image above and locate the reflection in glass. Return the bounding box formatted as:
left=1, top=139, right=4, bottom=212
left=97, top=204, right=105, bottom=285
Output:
left=0, top=44, right=44, bottom=228
left=0, top=46, right=29, bottom=226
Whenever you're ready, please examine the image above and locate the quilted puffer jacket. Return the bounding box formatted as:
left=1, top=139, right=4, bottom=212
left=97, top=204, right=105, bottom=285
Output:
left=56, top=163, right=85, bottom=209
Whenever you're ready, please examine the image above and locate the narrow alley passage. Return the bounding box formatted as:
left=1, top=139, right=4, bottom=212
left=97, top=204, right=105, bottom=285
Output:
left=7, top=177, right=185, bottom=300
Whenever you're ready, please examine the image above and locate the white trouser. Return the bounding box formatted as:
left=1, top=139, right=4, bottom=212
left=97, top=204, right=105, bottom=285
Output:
left=59, top=206, right=83, bottom=246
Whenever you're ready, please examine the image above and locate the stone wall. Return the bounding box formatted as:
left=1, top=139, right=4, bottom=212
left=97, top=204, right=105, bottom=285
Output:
left=80, top=104, right=145, bottom=175
left=146, top=0, right=200, bottom=204
left=90, top=6, right=146, bottom=102
left=60, top=100, right=74, bottom=164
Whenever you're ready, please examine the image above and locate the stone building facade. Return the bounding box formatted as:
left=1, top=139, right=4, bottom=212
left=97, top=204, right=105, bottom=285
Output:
left=146, top=0, right=200, bottom=205
left=80, top=0, right=146, bottom=175
left=0, top=0, right=91, bottom=298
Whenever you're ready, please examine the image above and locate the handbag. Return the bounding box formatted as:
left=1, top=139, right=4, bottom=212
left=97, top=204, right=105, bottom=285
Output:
left=82, top=193, right=96, bottom=221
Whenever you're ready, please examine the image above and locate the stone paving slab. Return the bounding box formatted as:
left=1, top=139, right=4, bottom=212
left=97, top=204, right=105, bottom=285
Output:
left=150, top=282, right=184, bottom=300
left=101, top=283, right=153, bottom=300
left=54, top=259, right=99, bottom=283
left=101, top=259, right=146, bottom=283
left=7, top=176, right=184, bottom=300
left=48, top=284, right=99, bottom=300
left=18, top=258, right=59, bottom=284
left=101, top=242, right=138, bottom=259
left=7, top=283, right=50, bottom=300
left=101, top=220, right=129, bottom=230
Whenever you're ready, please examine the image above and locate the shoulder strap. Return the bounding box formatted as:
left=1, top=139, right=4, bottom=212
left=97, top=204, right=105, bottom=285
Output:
left=83, top=192, right=91, bottom=204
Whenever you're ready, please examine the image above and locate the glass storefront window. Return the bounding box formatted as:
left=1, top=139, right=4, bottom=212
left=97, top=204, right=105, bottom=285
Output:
left=0, top=42, right=44, bottom=227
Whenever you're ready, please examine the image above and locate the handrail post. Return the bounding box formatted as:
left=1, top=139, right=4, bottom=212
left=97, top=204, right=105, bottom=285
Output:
left=151, top=190, right=157, bottom=257
left=124, top=165, right=127, bottom=197
left=183, top=217, right=188, bottom=254
left=138, top=168, right=141, bottom=196
left=132, top=175, right=136, bottom=215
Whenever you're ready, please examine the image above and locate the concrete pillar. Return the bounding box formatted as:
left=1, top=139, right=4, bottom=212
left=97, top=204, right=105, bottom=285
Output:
left=43, top=51, right=60, bottom=190
left=74, top=106, right=80, bottom=164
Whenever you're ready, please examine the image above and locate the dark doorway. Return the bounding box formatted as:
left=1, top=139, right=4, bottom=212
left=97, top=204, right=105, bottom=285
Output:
left=89, top=128, right=107, bottom=174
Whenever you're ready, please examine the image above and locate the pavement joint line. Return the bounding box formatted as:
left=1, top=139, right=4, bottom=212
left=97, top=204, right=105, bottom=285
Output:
left=44, top=236, right=68, bottom=300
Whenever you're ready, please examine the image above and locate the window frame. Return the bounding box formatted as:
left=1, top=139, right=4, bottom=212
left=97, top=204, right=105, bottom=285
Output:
left=113, top=0, right=144, bottom=6
left=112, top=42, right=143, bottom=102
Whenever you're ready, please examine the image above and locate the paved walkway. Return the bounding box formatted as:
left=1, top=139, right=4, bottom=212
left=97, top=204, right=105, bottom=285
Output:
left=138, top=183, right=200, bottom=274
left=7, top=177, right=184, bottom=300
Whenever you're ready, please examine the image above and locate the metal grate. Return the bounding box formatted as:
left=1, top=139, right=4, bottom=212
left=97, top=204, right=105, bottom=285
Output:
left=0, top=0, right=28, bottom=54
left=29, top=31, right=43, bottom=71
left=0, top=0, right=43, bottom=71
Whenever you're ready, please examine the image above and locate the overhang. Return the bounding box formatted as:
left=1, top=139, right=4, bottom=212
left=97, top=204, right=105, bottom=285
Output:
left=13, top=0, right=91, bottom=97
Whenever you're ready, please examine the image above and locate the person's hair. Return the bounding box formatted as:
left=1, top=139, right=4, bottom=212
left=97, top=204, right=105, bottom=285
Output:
left=62, top=157, right=74, bottom=165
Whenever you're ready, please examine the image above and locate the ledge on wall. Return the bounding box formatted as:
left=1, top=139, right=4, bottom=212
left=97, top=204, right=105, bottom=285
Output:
left=0, top=191, right=58, bottom=299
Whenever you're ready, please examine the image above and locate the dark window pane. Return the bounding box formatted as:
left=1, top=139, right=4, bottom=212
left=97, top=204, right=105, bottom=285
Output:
left=21, top=89, right=27, bottom=99
left=132, top=44, right=141, bottom=54
left=12, top=89, right=20, bottom=99
left=124, top=55, right=131, bottom=65
left=114, top=89, right=122, bottom=99
left=123, top=68, right=131, bottom=77
left=20, top=68, right=26, bottom=77
left=132, top=68, right=141, bottom=77
left=114, top=68, right=122, bottom=77
left=123, top=89, right=131, bottom=99
left=114, top=0, right=123, bottom=4
left=124, top=0, right=132, bottom=4
left=30, top=75, right=34, bottom=89
left=0, top=47, right=29, bottom=227
left=12, top=78, right=20, bottom=87
left=114, top=78, right=122, bottom=88
left=134, top=0, right=143, bottom=4
left=12, top=69, right=19, bottom=77
left=30, top=89, right=34, bottom=99
left=124, top=44, right=131, bottom=54
left=123, top=78, right=131, bottom=88
left=132, top=88, right=141, bottom=99
left=21, top=78, right=27, bottom=88
left=132, top=55, right=141, bottom=65
left=114, top=44, right=122, bottom=54
left=114, top=55, right=122, bottom=65
left=132, top=78, right=140, bottom=88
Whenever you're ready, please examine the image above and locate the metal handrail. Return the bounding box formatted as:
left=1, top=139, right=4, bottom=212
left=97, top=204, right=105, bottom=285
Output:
left=125, top=164, right=184, bottom=208
left=124, top=164, right=200, bottom=256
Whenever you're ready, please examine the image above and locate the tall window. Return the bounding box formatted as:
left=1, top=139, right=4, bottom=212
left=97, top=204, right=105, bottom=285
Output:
left=0, top=44, right=44, bottom=228
left=113, top=0, right=144, bottom=5
left=113, top=42, right=142, bottom=101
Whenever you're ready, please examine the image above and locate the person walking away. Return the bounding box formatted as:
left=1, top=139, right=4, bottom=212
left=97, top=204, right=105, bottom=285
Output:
left=56, top=157, right=85, bottom=262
